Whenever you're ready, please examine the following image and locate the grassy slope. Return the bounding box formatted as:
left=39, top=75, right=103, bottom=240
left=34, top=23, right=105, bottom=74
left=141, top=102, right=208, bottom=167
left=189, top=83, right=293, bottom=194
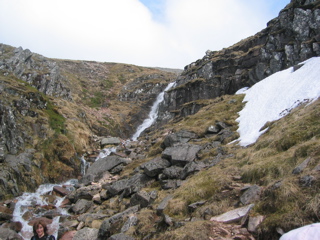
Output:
left=121, top=94, right=320, bottom=239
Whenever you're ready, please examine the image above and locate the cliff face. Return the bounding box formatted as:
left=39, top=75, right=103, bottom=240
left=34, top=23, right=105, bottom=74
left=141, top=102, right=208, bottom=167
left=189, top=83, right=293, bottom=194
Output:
left=157, top=0, right=320, bottom=125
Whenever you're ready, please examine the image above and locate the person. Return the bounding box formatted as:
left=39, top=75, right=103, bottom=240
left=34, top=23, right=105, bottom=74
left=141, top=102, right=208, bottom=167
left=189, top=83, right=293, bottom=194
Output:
left=31, top=220, right=55, bottom=240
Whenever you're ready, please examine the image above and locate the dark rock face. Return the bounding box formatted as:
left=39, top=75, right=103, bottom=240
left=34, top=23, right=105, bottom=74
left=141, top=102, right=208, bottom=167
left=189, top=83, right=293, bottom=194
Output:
left=157, top=0, right=320, bottom=124
left=0, top=44, right=72, bottom=100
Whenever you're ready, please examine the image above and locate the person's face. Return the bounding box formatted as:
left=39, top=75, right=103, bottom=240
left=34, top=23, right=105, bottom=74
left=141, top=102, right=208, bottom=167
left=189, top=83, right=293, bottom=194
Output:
left=36, top=224, right=45, bottom=237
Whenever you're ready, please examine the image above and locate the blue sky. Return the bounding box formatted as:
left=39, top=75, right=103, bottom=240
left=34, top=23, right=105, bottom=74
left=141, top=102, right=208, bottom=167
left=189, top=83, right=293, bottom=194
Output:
left=0, top=0, right=291, bottom=69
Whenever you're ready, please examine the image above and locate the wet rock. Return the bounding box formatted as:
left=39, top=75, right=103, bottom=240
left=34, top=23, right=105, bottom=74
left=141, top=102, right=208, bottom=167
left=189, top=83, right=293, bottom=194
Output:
left=53, top=186, right=70, bottom=197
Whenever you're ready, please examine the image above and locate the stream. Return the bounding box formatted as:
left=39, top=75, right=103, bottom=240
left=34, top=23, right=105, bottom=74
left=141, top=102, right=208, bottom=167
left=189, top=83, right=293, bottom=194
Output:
left=13, top=81, right=175, bottom=239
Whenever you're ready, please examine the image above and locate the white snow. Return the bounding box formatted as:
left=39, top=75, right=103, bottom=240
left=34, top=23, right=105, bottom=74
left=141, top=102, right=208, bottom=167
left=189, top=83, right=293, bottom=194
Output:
left=279, top=223, right=320, bottom=240
left=236, top=57, right=320, bottom=146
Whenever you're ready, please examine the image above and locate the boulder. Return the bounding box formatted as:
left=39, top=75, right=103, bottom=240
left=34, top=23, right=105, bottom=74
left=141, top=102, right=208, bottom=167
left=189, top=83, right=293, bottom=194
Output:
left=105, top=173, right=153, bottom=197
left=248, top=215, right=265, bottom=233
left=161, top=130, right=197, bottom=148
left=180, top=161, right=206, bottom=180
left=0, top=227, right=23, bottom=240
left=143, top=157, right=170, bottom=177
left=53, top=186, right=70, bottom=197
left=156, top=195, right=173, bottom=216
left=210, top=204, right=254, bottom=223
left=161, top=166, right=184, bottom=179
left=130, top=190, right=150, bottom=208
left=98, top=205, right=140, bottom=239
left=101, top=137, right=121, bottom=147
left=162, top=143, right=202, bottom=166
left=59, top=231, right=77, bottom=240
left=83, top=156, right=128, bottom=182
left=1, top=221, right=22, bottom=233
left=161, top=179, right=182, bottom=190
left=292, top=157, right=312, bottom=174
left=71, top=199, right=93, bottom=214
left=121, top=215, right=138, bottom=233
left=240, top=185, right=261, bottom=205
left=73, top=227, right=99, bottom=240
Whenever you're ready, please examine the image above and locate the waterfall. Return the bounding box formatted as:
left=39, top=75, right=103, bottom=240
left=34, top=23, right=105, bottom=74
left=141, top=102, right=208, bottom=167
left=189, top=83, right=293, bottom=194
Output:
left=132, top=81, right=176, bottom=141
left=12, top=180, right=77, bottom=240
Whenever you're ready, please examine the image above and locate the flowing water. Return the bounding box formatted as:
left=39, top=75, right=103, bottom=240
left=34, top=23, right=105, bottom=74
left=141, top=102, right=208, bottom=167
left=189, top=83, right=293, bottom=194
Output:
left=13, top=180, right=77, bottom=240
left=13, top=146, right=117, bottom=239
left=132, top=81, right=176, bottom=140
left=12, top=81, right=176, bottom=238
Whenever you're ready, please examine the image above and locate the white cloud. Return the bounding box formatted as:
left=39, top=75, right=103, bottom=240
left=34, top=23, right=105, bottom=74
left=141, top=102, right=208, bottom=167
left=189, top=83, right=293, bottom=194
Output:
left=0, top=0, right=289, bottom=68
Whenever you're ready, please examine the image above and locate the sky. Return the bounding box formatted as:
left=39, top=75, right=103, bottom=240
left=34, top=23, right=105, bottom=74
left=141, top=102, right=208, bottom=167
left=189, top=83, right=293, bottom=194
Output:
left=236, top=57, right=320, bottom=147
left=0, top=0, right=290, bottom=69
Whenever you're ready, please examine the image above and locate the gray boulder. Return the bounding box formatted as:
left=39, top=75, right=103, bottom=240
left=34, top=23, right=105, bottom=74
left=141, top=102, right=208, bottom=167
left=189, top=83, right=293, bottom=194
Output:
left=143, top=157, right=170, bottom=177
left=292, top=157, right=312, bottom=174
left=156, top=195, right=173, bottom=215
left=101, top=137, right=121, bottom=147
left=71, top=199, right=93, bottom=214
left=84, top=156, right=128, bottom=182
left=98, top=205, right=140, bottom=239
left=180, top=161, right=206, bottom=180
left=130, top=190, right=150, bottom=208
left=240, top=185, right=261, bottom=205
left=162, top=143, right=202, bottom=166
left=0, top=227, right=23, bottom=240
left=161, top=166, right=184, bottom=179
left=161, top=130, right=197, bottom=148
left=105, top=173, right=153, bottom=197
left=73, top=227, right=99, bottom=240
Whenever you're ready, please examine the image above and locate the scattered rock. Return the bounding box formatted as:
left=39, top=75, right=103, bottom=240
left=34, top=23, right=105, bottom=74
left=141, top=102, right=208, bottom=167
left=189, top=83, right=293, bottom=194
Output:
left=292, top=157, right=312, bottom=174
left=210, top=204, right=254, bottom=224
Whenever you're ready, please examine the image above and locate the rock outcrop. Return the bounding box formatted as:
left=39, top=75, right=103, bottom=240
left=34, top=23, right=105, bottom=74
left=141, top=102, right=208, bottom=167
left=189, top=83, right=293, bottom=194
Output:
left=0, top=44, right=72, bottom=100
left=157, top=0, right=320, bottom=124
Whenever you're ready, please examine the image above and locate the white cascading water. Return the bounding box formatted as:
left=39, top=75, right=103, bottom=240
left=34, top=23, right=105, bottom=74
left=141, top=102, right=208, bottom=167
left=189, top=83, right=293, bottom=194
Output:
left=13, top=180, right=77, bottom=240
left=13, top=146, right=117, bottom=240
left=132, top=81, right=176, bottom=141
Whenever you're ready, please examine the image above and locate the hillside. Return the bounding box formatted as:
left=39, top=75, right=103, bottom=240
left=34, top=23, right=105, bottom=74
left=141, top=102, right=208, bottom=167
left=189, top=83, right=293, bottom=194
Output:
left=0, top=0, right=319, bottom=239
